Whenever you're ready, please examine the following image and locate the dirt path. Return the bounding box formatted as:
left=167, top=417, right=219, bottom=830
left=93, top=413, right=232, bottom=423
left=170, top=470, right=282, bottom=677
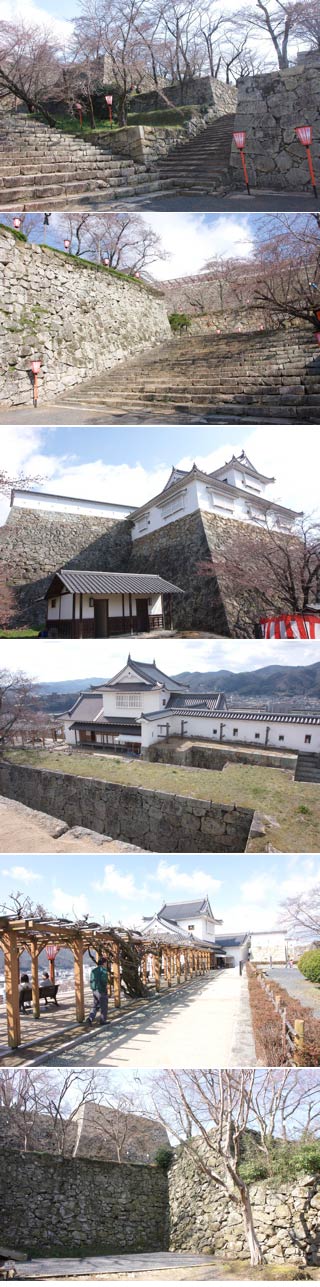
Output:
left=0, top=797, right=146, bottom=853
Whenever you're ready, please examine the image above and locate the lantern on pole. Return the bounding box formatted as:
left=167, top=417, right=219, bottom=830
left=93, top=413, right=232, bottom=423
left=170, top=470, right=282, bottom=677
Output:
left=64, top=238, right=71, bottom=252
left=233, top=130, right=250, bottom=194
left=102, top=256, right=110, bottom=266
left=46, top=943, right=59, bottom=984
left=315, top=332, right=320, bottom=347
left=13, top=217, right=21, bottom=230
left=105, top=94, right=113, bottom=126
left=75, top=101, right=83, bottom=127
left=295, top=126, right=318, bottom=200
left=31, top=359, right=41, bottom=407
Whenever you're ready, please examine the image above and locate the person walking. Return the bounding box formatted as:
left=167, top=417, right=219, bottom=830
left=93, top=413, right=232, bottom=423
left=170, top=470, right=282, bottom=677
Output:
left=86, top=955, right=108, bottom=1027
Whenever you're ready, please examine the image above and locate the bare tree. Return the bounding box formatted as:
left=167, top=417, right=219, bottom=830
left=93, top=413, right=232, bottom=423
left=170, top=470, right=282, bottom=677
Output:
left=253, top=213, right=320, bottom=329
left=147, top=1069, right=320, bottom=1265
left=294, top=0, right=320, bottom=50
left=74, top=0, right=147, bottom=126
left=54, top=212, right=168, bottom=272
left=212, top=515, right=320, bottom=636
left=0, top=670, right=40, bottom=747
left=281, top=885, right=320, bottom=939
left=0, top=20, right=61, bottom=124
left=234, top=0, right=299, bottom=70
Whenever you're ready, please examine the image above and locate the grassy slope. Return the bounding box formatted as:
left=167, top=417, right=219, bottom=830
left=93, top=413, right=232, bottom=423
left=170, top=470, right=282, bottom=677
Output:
left=7, top=749, right=320, bottom=852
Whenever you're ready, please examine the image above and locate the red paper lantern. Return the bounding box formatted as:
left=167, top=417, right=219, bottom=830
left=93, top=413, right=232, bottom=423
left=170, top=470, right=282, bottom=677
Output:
left=233, top=131, right=246, bottom=149
left=31, top=360, right=41, bottom=375
left=295, top=125, right=312, bottom=146
left=46, top=944, right=59, bottom=961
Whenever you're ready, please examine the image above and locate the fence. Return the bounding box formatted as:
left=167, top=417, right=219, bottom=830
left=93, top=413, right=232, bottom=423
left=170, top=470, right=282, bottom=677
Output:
left=253, top=967, right=305, bottom=1065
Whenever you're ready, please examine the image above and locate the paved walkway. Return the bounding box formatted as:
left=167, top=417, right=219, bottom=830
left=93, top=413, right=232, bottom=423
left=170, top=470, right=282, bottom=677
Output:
left=14, top=1253, right=218, bottom=1280
left=34, top=968, right=257, bottom=1069
left=138, top=191, right=319, bottom=212
left=265, top=965, right=320, bottom=1017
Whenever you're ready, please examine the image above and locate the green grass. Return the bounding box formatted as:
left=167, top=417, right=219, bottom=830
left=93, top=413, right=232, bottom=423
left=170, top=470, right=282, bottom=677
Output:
left=7, top=749, right=320, bottom=853
left=0, top=221, right=27, bottom=243
left=52, top=104, right=196, bottom=134
left=0, top=629, right=38, bottom=638
left=38, top=245, right=163, bottom=295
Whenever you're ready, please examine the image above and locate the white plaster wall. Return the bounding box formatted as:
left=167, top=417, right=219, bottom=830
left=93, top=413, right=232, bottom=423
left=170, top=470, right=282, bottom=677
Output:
left=132, top=477, right=293, bottom=541
left=250, top=933, right=289, bottom=963
left=12, top=490, right=133, bottom=519
left=177, top=916, right=216, bottom=941
left=103, top=688, right=168, bottom=717
left=64, top=722, right=76, bottom=744
left=140, top=712, right=320, bottom=751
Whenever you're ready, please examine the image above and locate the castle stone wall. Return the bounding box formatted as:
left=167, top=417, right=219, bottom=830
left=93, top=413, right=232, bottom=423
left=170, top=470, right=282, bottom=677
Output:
left=230, top=58, right=320, bottom=190
left=169, top=1144, right=320, bottom=1265
left=0, top=1151, right=168, bottom=1257
left=0, top=228, right=170, bottom=408
left=0, top=761, right=254, bottom=852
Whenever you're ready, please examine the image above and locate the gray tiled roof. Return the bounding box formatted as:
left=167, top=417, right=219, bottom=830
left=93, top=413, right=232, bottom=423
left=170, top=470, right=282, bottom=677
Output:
left=46, top=570, right=183, bottom=597
left=165, top=693, right=226, bottom=714
left=158, top=898, right=214, bottom=920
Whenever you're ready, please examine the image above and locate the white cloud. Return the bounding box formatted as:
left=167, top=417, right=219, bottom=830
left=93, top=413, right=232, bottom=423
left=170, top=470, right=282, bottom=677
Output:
left=1, top=864, right=41, bottom=880
left=0, top=0, right=73, bottom=43
left=154, top=859, right=222, bottom=896
left=240, top=872, right=277, bottom=904
left=146, top=213, right=254, bottom=281
left=51, top=886, right=89, bottom=918
left=92, top=863, right=150, bottom=901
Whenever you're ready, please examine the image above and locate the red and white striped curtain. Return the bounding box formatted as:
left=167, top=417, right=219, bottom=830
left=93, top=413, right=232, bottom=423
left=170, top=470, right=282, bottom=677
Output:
left=260, top=614, right=320, bottom=639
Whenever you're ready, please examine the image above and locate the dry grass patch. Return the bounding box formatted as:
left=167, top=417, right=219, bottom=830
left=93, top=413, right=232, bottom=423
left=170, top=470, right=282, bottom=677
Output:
left=5, top=748, right=320, bottom=852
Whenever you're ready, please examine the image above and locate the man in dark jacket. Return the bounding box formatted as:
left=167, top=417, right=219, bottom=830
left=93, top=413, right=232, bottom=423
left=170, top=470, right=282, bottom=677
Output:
left=86, top=955, right=108, bottom=1026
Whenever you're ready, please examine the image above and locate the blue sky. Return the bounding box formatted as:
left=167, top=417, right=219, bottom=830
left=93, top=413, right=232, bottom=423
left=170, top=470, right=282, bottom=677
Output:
left=0, top=638, right=318, bottom=682
left=1, top=852, right=319, bottom=933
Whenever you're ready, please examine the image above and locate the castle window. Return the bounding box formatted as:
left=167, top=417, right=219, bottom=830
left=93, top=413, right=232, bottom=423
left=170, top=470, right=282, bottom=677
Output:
left=279, top=735, right=284, bottom=742
left=254, top=733, right=260, bottom=739
left=51, top=598, right=56, bottom=608
left=305, top=734, right=312, bottom=744
left=233, top=728, right=238, bottom=736
left=116, top=695, right=140, bottom=709
left=89, top=597, right=94, bottom=607
left=213, top=728, right=217, bottom=734
left=188, top=924, right=194, bottom=930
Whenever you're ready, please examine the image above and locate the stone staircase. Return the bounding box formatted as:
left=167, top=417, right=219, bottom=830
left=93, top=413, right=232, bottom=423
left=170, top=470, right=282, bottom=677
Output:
left=295, top=753, right=320, bottom=783
left=0, top=113, right=172, bottom=210
left=156, top=112, right=235, bottom=192
left=53, top=327, right=320, bottom=423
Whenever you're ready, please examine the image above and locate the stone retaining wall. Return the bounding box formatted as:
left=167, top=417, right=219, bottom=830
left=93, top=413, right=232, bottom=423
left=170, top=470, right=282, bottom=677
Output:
left=0, top=761, right=254, bottom=852
left=0, top=228, right=170, bottom=408
left=145, top=739, right=296, bottom=773
left=0, top=1151, right=168, bottom=1257
left=230, top=58, right=320, bottom=190
left=129, top=77, right=237, bottom=113
left=169, top=1145, right=320, bottom=1265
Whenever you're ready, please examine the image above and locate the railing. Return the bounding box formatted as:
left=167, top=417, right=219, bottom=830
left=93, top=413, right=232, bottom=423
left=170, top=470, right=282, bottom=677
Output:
left=253, top=967, right=305, bottom=1065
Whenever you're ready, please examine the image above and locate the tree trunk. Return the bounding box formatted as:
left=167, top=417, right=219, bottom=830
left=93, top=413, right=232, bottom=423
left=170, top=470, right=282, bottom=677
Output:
left=240, top=1189, right=263, bottom=1266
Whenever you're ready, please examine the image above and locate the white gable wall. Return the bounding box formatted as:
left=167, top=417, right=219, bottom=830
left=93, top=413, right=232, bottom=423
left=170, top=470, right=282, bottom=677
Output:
left=132, top=477, right=294, bottom=542
left=176, top=915, right=216, bottom=942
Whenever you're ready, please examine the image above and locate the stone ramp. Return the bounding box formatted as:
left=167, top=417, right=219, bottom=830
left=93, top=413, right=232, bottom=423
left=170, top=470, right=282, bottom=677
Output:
left=13, top=1253, right=217, bottom=1279
left=52, top=327, right=320, bottom=424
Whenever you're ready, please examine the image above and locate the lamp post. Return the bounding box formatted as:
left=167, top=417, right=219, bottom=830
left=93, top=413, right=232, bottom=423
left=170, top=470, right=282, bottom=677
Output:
left=102, top=256, right=110, bottom=267
left=75, top=101, right=83, bottom=128
left=31, top=359, right=41, bottom=407
left=233, top=131, right=250, bottom=195
left=64, top=238, right=71, bottom=252
left=43, top=213, right=51, bottom=244
left=295, top=126, right=318, bottom=200
left=13, top=217, right=21, bottom=230
left=105, top=94, right=113, bottom=127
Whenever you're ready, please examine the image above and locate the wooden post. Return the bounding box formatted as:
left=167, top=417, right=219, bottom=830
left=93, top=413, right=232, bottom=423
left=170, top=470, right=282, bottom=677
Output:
left=30, top=940, right=40, bottom=1019
left=49, top=959, right=55, bottom=985
left=142, top=956, right=147, bottom=985
left=113, top=947, right=121, bottom=1009
left=176, top=951, right=181, bottom=984
left=73, top=940, right=85, bottom=1022
left=167, top=951, right=172, bottom=988
left=3, top=930, right=21, bottom=1048
left=294, top=1019, right=304, bottom=1064
left=163, top=952, right=168, bottom=981
left=154, top=954, right=161, bottom=993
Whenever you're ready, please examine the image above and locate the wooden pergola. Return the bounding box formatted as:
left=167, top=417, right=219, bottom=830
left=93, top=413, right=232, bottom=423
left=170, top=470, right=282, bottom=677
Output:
left=0, top=915, right=212, bottom=1050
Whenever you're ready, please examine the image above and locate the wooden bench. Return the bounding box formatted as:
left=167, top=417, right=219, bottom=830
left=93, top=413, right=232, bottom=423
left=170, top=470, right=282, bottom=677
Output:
left=19, top=983, right=59, bottom=1013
